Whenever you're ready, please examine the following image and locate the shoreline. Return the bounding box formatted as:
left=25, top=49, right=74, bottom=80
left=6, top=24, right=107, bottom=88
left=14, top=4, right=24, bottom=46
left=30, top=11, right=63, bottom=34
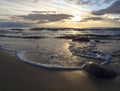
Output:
left=1, top=48, right=120, bottom=91
left=0, top=48, right=88, bottom=91
left=0, top=45, right=86, bottom=70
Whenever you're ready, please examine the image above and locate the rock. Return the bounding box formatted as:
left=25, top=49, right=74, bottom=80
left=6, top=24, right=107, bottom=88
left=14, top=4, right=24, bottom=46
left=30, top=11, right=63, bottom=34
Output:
left=84, top=63, right=118, bottom=79
left=94, top=40, right=100, bottom=42
left=72, top=37, right=90, bottom=42
left=55, top=35, right=77, bottom=39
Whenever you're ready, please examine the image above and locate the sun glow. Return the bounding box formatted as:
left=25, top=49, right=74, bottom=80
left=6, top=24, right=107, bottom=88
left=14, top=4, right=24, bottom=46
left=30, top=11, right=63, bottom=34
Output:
left=70, top=11, right=82, bottom=22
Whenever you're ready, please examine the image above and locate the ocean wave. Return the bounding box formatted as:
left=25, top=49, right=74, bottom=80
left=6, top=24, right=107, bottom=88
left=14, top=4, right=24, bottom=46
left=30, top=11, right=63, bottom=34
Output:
left=0, top=28, right=120, bottom=39
left=0, top=35, right=44, bottom=39
left=69, top=42, right=120, bottom=65
left=0, top=39, right=120, bottom=70
left=28, top=28, right=120, bottom=31
left=0, top=44, right=87, bottom=70
left=55, top=34, right=120, bottom=40
left=0, top=28, right=120, bottom=69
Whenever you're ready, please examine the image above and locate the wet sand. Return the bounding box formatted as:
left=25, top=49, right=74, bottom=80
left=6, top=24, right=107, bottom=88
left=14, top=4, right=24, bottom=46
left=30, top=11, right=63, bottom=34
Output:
left=0, top=48, right=120, bottom=91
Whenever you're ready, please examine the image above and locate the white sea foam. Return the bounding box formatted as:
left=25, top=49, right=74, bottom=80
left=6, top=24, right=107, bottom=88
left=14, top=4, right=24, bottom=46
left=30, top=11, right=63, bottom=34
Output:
left=0, top=28, right=120, bottom=69
left=0, top=44, right=18, bottom=52
left=69, top=41, right=120, bottom=65
left=0, top=44, right=87, bottom=70
left=16, top=51, right=88, bottom=70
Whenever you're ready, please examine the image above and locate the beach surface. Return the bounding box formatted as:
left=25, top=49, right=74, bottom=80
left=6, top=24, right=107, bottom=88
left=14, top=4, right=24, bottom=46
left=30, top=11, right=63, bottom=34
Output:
left=1, top=48, right=120, bottom=91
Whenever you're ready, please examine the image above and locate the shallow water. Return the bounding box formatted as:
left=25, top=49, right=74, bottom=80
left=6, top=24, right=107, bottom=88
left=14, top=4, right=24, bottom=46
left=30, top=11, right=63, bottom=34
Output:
left=0, top=28, right=120, bottom=70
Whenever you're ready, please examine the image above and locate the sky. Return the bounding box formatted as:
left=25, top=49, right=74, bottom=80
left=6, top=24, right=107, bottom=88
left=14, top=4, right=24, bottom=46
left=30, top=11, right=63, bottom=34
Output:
left=0, top=0, right=120, bottom=28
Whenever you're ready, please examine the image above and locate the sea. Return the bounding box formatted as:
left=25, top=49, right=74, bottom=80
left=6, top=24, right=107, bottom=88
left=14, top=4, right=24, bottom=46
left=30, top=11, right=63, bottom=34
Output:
left=0, top=28, right=120, bottom=71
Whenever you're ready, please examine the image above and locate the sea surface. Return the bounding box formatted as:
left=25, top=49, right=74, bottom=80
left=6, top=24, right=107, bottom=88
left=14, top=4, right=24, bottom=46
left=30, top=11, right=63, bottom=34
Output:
left=0, top=28, right=120, bottom=71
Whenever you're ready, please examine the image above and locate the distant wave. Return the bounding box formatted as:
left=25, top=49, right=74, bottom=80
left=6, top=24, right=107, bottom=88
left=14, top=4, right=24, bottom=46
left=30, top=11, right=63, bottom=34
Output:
left=0, top=35, right=44, bottom=39
left=29, top=27, right=120, bottom=31
left=0, top=28, right=120, bottom=69
left=55, top=34, right=120, bottom=40
left=0, top=28, right=120, bottom=39
left=30, top=28, right=85, bottom=31
left=1, top=34, right=120, bottom=39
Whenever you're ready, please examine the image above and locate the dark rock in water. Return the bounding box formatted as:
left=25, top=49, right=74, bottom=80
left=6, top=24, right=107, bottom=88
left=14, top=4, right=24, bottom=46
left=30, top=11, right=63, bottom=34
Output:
left=84, top=63, right=118, bottom=79
left=55, top=35, right=77, bottom=39
left=11, top=28, right=23, bottom=31
left=94, top=40, right=100, bottom=42
left=23, top=36, right=44, bottom=39
left=72, top=37, right=90, bottom=42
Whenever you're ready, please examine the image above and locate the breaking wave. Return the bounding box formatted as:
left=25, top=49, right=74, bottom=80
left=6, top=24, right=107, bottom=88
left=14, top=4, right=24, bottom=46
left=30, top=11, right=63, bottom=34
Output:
left=0, top=44, right=87, bottom=70
left=69, top=41, right=120, bottom=65
left=0, top=28, right=120, bottom=70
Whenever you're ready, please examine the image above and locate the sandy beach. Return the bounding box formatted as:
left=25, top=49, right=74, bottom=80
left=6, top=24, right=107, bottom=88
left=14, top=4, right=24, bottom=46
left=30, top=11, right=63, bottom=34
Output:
left=0, top=48, right=120, bottom=91
left=0, top=0, right=120, bottom=90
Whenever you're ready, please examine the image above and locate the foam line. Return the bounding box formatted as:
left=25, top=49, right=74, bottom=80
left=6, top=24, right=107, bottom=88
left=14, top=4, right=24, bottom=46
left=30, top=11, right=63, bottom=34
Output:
left=0, top=44, right=87, bottom=70
left=16, top=51, right=87, bottom=70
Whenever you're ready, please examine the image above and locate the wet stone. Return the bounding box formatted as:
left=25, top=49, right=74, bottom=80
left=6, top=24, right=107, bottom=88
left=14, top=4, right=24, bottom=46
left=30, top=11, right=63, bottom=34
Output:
left=84, top=63, right=118, bottom=79
left=72, top=37, right=90, bottom=42
left=94, top=40, right=100, bottom=43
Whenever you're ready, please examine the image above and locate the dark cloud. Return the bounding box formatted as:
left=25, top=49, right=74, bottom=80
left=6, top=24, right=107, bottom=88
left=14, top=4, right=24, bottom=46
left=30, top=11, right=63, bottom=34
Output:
left=32, top=0, right=38, bottom=2
left=81, top=16, right=120, bottom=23
left=67, top=0, right=114, bottom=5
left=81, top=17, right=103, bottom=22
left=103, top=0, right=114, bottom=3
left=113, top=17, right=120, bottom=21
left=0, top=22, right=30, bottom=28
left=12, top=13, right=73, bottom=23
left=93, top=0, right=120, bottom=15
left=77, top=0, right=98, bottom=5
left=32, top=11, right=56, bottom=14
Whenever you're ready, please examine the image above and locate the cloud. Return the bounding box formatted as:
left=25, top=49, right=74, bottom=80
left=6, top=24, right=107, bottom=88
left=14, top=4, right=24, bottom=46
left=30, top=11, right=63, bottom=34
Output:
left=93, top=0, right=120, bottom=15
left=0, top=22, right=30, bottom=28
left=81, top=17, right=103, bottom=22
left=32, top=11, right=56, bottom=14
left=103, top=0, right=114, bottom=3
left=77, top=0, right=97, bottom=5
left=32, top=0, right=38, bottom=2
left=11, top=13, right=73, bottom=23
left=109, top=17, right=120, bottom=22
left=65, top=0, right=114, bottom=5
left=114, top=18, right=120, bottom=21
